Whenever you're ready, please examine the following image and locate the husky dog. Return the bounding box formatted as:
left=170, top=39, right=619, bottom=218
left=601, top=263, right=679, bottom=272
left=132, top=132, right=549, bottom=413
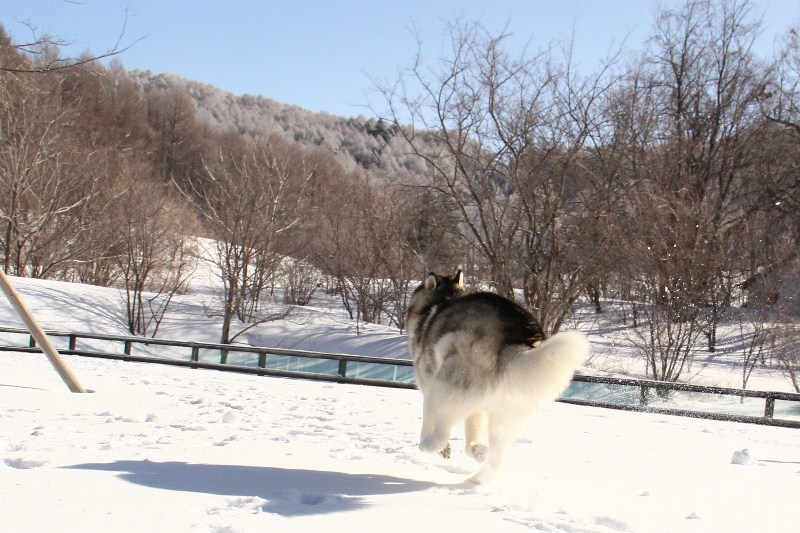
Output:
left=406, top=270, right=588, bottom=484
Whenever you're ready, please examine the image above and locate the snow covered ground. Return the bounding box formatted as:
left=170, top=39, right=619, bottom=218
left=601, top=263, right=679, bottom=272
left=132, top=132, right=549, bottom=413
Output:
left=2, top=351, right=800, bottom=532
left=1, top=273, right=800, bottom=531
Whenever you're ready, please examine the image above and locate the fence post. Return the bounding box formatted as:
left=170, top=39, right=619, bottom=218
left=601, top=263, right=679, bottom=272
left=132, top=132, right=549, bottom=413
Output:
left=191, top=346, right=199, bottom=363
left=0, top=269, right=86, bottom=393
left=124, top=340, right=132, bottom=356
left=640, top=385, right=648, bottom=406
left=764, top=396, right=776, bottom=419
left=258, top=352, right=267, bottom=368
left=69, top=335, right=76, bottom=351
left=338, top=359, right=348, bottom=378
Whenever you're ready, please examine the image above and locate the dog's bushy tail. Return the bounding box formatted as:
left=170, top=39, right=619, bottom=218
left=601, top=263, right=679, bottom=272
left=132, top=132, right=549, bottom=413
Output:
left=502, top=331, right=589, bottom=406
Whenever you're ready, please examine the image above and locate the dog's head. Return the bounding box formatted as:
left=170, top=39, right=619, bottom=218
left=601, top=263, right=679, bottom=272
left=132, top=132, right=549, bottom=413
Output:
left=407, top=269, right=466, bottom=318
left=421, top=270, right=464, bottom=294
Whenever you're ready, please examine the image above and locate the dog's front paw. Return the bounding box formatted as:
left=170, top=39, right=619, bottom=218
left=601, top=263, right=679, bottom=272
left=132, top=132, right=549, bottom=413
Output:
left=419, top=434, right=448, bottom=454
left=467, top=443, right=488, bottom=463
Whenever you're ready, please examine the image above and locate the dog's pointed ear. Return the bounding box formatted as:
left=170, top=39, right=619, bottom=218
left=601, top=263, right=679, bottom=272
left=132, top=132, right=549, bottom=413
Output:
left=454, top=269, right=464, bottom=289
left=424, top=272, right=438, bottom=290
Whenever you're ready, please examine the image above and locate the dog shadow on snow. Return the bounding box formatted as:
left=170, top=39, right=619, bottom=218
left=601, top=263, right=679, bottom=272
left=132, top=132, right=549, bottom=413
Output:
left=63, top=460, right=436, bottom=516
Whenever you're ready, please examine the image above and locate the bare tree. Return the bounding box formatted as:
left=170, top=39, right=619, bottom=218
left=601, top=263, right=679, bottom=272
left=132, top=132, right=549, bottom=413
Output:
left=621, top=183, right=714, bottom=381
left=311, top=172, right=390, bottom=329
left=145, top=86, right=207, bottom=183
left=367, top=184, right=448, bottom=331
left=381, top=21, right=539, bottom=299
left=382, top=20, right=618, bottom=333
left=110, top=160, right=196, bottom=336
left=644, top=0, right=767, bottom=350
left=630, top=300, right=709, bottom=382
left=0, top=70, right=106, bottom=278
left=775, top=322, right=800, bottom=392
left=0, top=10, right=139, bottom=74
left=738, top=306, right=773, bottom=390
left=177, top=134, right=312, bottom=344
left=604, top=0, right=771, bottom=380
left=755, top=25, right=800, bottom=317
left=278, top=257, right=322, bottom=306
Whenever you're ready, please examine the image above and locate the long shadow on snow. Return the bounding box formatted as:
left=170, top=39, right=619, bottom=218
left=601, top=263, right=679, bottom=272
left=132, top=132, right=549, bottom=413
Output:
left=63, top=460, right=435, bottom=516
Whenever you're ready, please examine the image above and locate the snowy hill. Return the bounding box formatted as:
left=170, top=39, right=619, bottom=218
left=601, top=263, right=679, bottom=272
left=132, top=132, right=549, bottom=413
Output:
left=127, top=69, right=427, bottom=181
left=0, top=274, right=410, bottom=360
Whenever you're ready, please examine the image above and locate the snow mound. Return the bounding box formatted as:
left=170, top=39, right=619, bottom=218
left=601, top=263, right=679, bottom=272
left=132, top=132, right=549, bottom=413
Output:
left=731, top=448, right=758, bottom=465
left=4, top=458, right=50, bottom=469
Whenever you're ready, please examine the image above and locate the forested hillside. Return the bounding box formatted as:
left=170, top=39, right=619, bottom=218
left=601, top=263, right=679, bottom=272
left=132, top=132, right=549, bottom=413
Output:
left=126, top=69, right=424, bottom=178
left=1, top=0, right=798, bottom=386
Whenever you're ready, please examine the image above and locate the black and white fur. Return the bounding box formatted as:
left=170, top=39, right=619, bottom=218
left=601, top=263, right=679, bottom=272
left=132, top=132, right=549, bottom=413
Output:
left=406, top=270, right=588, bottom=484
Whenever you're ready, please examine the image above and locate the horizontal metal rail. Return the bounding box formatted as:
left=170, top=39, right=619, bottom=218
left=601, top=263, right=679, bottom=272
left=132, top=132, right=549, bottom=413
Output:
left=2, top=326, right=799, bottom=428
left=0, top=345, right=417, bottom=390
left=557, top=398, right=800, bottom=428
left=0, top=326, right=413, bottom=366
left=570, top=374, right=800, bottom=402
left=0, top=325, right=414, bottom=387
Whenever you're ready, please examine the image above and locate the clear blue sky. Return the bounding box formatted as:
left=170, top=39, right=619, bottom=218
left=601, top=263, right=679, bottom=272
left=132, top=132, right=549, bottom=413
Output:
left=2, top=0, right=798, bottom=117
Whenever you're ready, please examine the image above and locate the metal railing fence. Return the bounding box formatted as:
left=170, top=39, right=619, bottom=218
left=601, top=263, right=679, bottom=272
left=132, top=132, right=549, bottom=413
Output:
left=2, top=326, right=799, bottom=428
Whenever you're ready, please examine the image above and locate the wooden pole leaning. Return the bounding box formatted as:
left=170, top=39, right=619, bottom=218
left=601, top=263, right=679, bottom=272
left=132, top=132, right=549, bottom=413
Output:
left=0, top=269, right=86, bottom=393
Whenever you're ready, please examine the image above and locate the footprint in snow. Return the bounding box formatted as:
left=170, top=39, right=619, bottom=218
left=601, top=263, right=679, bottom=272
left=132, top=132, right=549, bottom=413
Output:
left=170, top=424, right=207, bottom=432
left=260, top=490, right=364, bottom=516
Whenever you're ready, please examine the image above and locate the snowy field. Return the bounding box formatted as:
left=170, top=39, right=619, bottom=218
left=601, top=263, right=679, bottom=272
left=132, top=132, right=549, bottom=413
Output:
left=1, top=273, right=800, bottom=531
left=2, top=351, right=800, bottom=532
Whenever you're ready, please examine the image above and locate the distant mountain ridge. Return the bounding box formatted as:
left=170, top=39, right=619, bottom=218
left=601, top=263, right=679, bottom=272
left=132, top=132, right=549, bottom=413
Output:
left=126, top=69, right=425, bottom=180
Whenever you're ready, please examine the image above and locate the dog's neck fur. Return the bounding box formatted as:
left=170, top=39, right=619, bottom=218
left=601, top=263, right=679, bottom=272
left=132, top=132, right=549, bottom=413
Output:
left=406, top=271, right=467, bottom=355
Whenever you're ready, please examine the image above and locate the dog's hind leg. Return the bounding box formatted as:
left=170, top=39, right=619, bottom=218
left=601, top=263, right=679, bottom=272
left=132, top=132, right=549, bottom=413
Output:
left=464, top=411, right=488, bottom=462
left=468, top=410, right=528, bottom=484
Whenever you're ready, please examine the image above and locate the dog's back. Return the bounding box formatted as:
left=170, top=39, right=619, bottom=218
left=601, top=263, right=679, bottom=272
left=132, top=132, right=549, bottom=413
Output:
left=431, top=291, right=545, bottom=348
left=407, top=271, right=549, bottom=389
